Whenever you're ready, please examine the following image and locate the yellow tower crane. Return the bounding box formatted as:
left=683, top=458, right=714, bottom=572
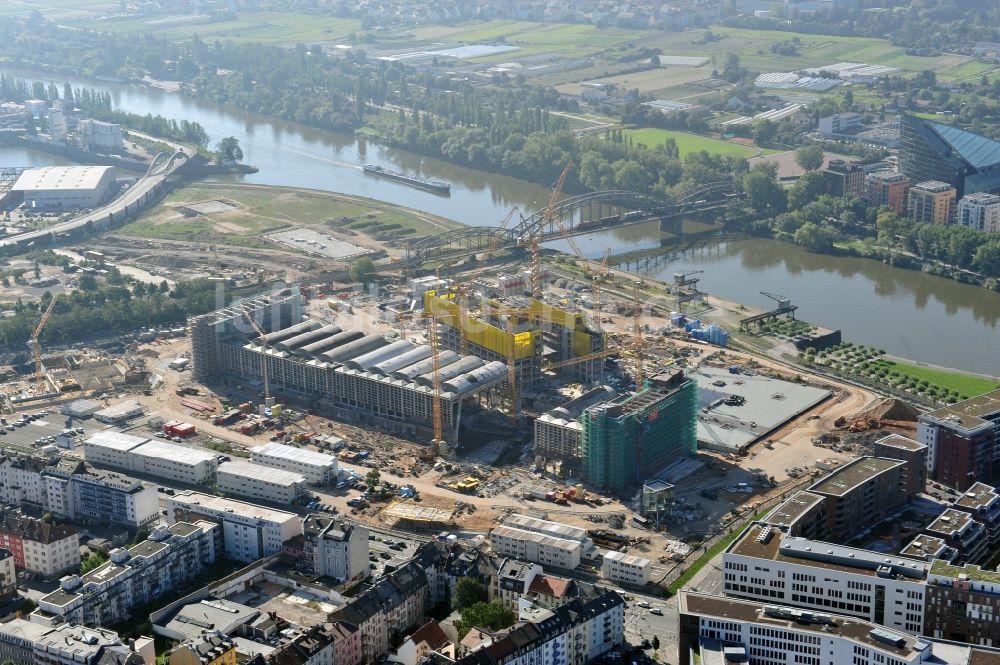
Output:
left=427, top=309, right=444, bottom=457
left=530, top=163, right=572, bottom=299
left=240, top=303, right=270, bottom=405
left=31, top=295, right=58, bottom=394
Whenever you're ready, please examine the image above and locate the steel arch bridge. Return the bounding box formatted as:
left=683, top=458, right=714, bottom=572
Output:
left=402, top=180, right=739, bottom=266
left=147, top=151, right=190, bottom=177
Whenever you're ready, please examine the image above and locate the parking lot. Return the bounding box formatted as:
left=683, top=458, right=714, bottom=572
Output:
left=0, top=409, right=108, bottom=453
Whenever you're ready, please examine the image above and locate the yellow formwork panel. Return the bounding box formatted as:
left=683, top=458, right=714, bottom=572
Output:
left=424, top=291, right=537, bottom=360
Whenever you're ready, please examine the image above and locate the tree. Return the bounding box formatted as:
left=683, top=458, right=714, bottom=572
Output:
left=80, top=551, right=108, bottom=574
left=216, top=136, right=243, bottom=162
left=41, top=512, right=53, bottom=524
left=453, top=576, right=488, bottom=610
left=77, top=274, right=98, bottom=291
left=743, top=163, right=787, bottom=217
left=794, top=145, right=824, bottom=172
left=454, top=601, right=516, bottom=640
left=787, top=171, right=827, bottom=209
left=364, top=468, right=381, bottom=488
left=349, top=256, right=377, bottom=284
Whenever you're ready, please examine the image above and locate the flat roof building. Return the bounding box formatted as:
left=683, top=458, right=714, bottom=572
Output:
left=601, top=550, right=651, bottom=586
left=129, top=440, right=219, bottom=485
left=958, top=192, right=1000, bottom=233
left=489, top=525, right=582, bottom=570
left=908, top=180, right=957, bottom=225
left=12, top=166, right=117, bottom=209
left=866, top=172, right=910, bottom=216
left=165, top=490, right=300, bottom=562
left=918, top=389, right=1000, bottom=491
left=678, top=591, right=934, bottom=665
left=250, top=441, right=338, bottom=485
left=217, top=459, right=305, bottom=504
left=807, top=457, right=912, bottom=542
left=93, top=400, right=143, bottom=425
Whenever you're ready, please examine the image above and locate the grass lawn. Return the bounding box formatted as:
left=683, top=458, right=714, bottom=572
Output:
left=0, top=0, right=114, bottom=16
left=411, top=21, right=643, bottom=60
left=75, top=11, right=361, bottom=44
left=877, top=360, right=1000, bottom=397
left=117, top=184, right=461, bottom=248
left=624, top=128, right=760, bottom=158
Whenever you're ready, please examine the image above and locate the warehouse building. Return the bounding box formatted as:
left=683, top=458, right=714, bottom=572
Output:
left=216, top=460, right=305, bottom=504
left=581, top=370, right=697, bottom=492
left=92, top=400, right=143, bottom=425
left=189, top=289, right=509, bottom=443
left=81, top=431, right=149, bottom=469
left=489, top=525, right=582, bottom=570
left=165, top=490, right=300, bottom=563
left=250, top=442, right=338, bottom=486
left=11, top=166, right=117, bottom=209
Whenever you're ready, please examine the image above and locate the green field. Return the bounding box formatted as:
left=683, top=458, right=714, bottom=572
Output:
left=117, top=184, right=461, bottom=248
left=624, top=128, right=761, bottom=158
left=0, top=0, right=114, bottom=17
left=75, top=12, right=361, bottom=44
left=878, top=360, right=1000, bottom=397
left=411, top=21, right=642, bottom=60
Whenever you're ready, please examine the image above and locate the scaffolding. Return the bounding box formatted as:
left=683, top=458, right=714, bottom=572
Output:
left=580, top=371, right=697, bottom=492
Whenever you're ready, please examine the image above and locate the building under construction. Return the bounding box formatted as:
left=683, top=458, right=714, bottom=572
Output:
left=423, top=290, right=607, bottom=388
left=580, top=370, right=697, bottom=492
left=189, top=289, right=507, bottom=443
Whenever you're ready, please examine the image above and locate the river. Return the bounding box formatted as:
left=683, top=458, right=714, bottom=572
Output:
left=2, top=68, right=1000, bottom=376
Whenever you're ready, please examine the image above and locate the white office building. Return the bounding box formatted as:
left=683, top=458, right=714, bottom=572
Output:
left=489, top=525, right=582, bottom=570
left=82, top=431, right=148, bottom=469
left=216, top=460, right=305, bottom=504
left=679, top=591, right=936, bottom=665
left=83, top=432, right=218, bottom=485
left=602, top=551, right=652, bottom=586
left=723, top=523, right=927, bottom=635
left=501, top=513, right=596, bottom=556
left=957, top=192, right=1000, bottom=233
left=165, top=490, right=300, bottom=563
left=250, top=442, right=338, bottom=485
left=12, top=166, right=117, bottom=209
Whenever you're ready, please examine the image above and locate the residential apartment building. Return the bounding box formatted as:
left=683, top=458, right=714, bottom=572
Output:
left=264, top=624, right=337, bottom=665
left=250, top=441, right=338, bottom=485
left=165, top=490, right=300, bottom=563
left=907, top=181, right=957, bottom=225
left=601, top=551, right=652, bottom=586
left=168, top=632, right=237, bottom=665
left=924, top=560, right=1000, bottom=645
left=917, top=389, right=1000, bottom=491
left=0, top=548, right=15, bottom=599
left=723, top=523, right=928, bottom=634
left=922, top=508, right=988, bottom=564
left=806, top=457, right=915, bottom=543
left=330, top=621, right=362, bottom=665
left=678, top=591, right=933, bottom=665
left=301, top=514, right=369, bottom=582
left=874, top=435, right=929, bottom=498
left=957, top=192, right=1000, bottom=233
left=35, top=521, right=218, bottom=627
left=0, top=451, right=50, bottom=507
left=0, top=619, right=146, bottom=665
left=332, top=560, right=429, bottom=664
left=489, top=525, right=582, bottom=570
left=866, top=172, right=910, bottom=215
left=951, top=482, right=1000, bottom=547
left=823, top=159, right=866, bottom=198
left=216, top=460, right=305, bottom=504
left=0, top=510, right=79, bottom=576
left=65, top=469, right=160, bottom=530
left=495, top=559, right=543, bottom=610
left=448, top=591, right=625, bottom=665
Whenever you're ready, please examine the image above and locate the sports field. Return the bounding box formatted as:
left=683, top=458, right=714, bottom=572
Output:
left=624, top=128, right=761, bottom=158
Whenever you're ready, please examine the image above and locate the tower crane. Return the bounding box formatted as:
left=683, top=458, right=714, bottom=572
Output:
left=240, top=303, right=270, bottom=405
left=31, top=295, right=58, bottom=394
left=530, top=163, right=572, bottom=299
left=632, top=280, right=645, bottom=388
left=427, top=309, right=444, bottom=457
left=456, top=206, right=519, bottom=356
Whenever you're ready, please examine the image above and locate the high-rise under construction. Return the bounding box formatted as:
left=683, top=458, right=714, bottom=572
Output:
left=580, top=370, right=697, bottom=492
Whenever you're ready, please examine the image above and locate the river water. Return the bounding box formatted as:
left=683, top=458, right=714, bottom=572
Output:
left=2, top=69, right=1000, bottom=376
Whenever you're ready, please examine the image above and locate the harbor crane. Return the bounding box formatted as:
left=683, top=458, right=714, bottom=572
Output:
left=673, top=270, right=704, bottom=289
left=739, top=291, right=798, bottom=331
left=31, top=295, right=58, bottom=394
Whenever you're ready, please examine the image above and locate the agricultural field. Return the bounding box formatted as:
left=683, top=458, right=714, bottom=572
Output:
left=74, top=12, right=361, bottom=44
left=556, top=66, right=714, bottom=99
left=116, top=184, right=461, bottom=248
left=0, top=0, right=114, bottom=17
left=623, top=128, right=762, bottom=158
left=410, top=21, right=647, bottom=61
